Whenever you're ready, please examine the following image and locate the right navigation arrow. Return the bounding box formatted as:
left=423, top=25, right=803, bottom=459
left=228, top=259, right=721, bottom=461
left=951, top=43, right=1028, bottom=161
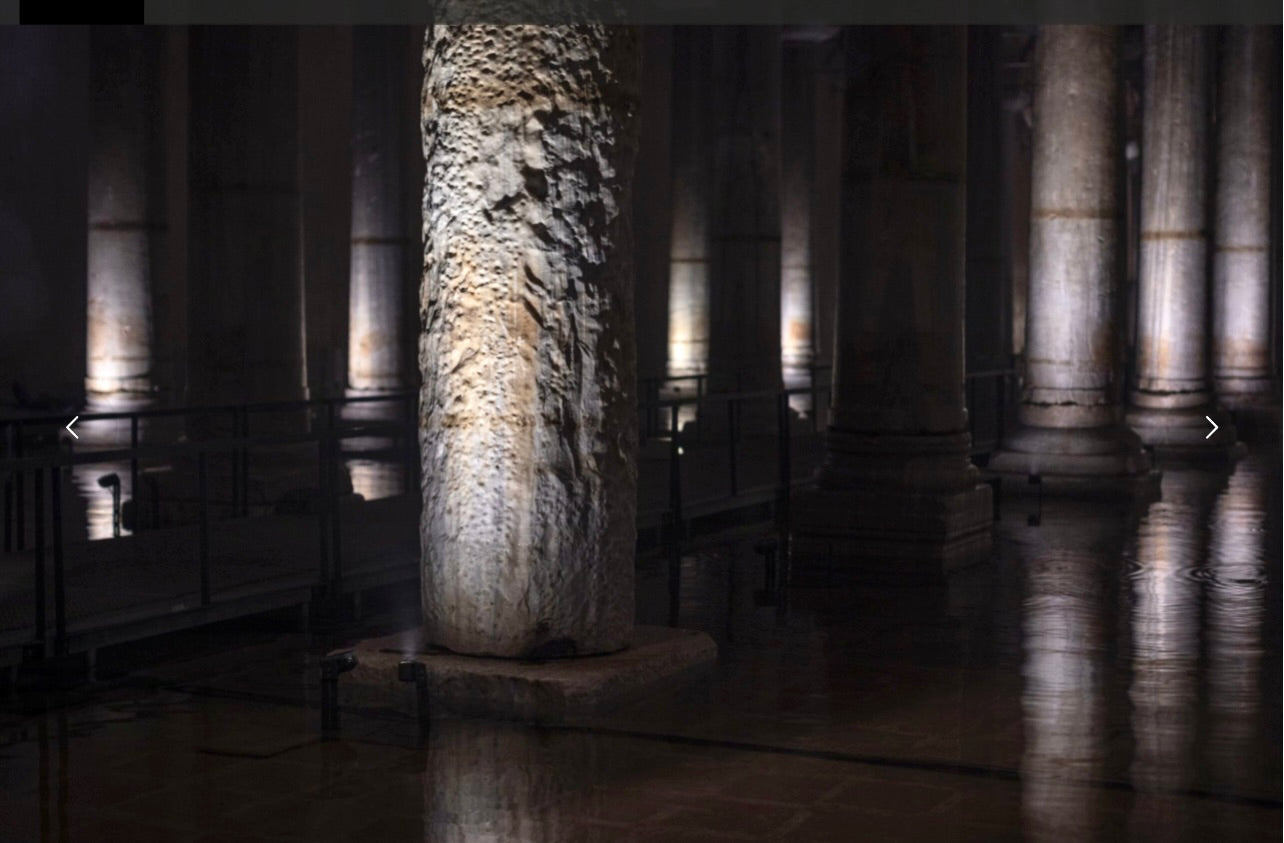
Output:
left=1205, top=415, right=1219, bottom=440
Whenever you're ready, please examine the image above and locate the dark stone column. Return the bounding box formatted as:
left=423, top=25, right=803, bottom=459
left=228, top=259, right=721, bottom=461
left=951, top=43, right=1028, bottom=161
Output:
left=793, top=26, right=991, bottom=577
left=188, top=27, right=305, bottom=408
left=633, top=26, right=673, bottom=386
left=706, top=26, right=782, bottom=406
left=987, top=26, right=1158, bottom=498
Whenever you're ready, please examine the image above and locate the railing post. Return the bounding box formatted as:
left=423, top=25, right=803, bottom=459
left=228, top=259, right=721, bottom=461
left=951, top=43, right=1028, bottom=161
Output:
left=198, top=451, right=210, bottom=607
left=33, top=467, right=45, bottom=656
left=726, top=399, right=738, bottom=497
left=327, top=403, right=342, bottom=595
left=775, top=391, right=792, bottom=621
left=51, top=465, right=65, bottom=656
left=129, top=416, right=140, bottom=533
left=3, top=474, right=11, bottom=554
left=667, top=403, right=683, bottom=627
left=15, top=423, right=24, bottom=551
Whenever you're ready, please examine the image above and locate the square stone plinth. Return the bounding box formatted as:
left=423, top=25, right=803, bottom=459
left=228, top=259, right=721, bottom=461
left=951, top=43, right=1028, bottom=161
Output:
left=337, top=626, right=717, bottom=725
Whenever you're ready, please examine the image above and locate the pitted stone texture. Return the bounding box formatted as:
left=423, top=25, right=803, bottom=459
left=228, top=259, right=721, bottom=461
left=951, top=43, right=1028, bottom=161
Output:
left=419, top=26, right=641, bottom=658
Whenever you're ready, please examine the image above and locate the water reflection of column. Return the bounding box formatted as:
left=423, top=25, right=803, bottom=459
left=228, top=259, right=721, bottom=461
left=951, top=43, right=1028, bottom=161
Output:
left=1204, top=455, right=1271, bottom=794
left=1020, top=507, right=1118, bottom=842
left=1127, top=469, right=1221, bottom=837
left=424, top=720, right=591, bottom=842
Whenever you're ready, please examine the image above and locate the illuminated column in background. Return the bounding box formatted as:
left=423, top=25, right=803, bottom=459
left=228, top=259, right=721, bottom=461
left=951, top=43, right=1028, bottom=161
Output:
left=188, top=27, right=305, bottom=407
left=85, top=27, right=162, bottom=411
left=1212, top=26, right=1277, bottom=409
left=780, top=39, right=816, bottom=414
left=666, top=27, right=713, bottom=382
left=706, top=26, right=782, bottom=402
left=348, top=27, right=410, bottom=396
left=793, top=27, right=991, bottom=574
left=988, top=26, right=1157, bottom=497
left=1126, top=26, right=1238, bottom=457
left=419, top=26, right=640, bottom=657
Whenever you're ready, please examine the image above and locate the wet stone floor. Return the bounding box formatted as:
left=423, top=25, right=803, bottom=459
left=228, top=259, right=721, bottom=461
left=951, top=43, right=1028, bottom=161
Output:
left=0, top=449, right=1279, bottom=841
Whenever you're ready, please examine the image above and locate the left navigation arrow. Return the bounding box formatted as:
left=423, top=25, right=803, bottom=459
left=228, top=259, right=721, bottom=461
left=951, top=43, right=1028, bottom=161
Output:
left=66, top=415, right=79, bottom=440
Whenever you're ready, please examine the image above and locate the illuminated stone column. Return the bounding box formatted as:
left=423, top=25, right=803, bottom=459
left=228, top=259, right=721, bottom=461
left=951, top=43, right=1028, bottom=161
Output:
left=1212, top=27, right=1277, bottom=407
left=419, top=26, right=640, bottom=657
left=348, top=27, right=411, bottom=396
left=793, top=27, right=991, bottom=575
left=666, top=27, right=713, bottom=381
left=706, top=26, right=782, bottom=402
left=1126, top=27, right=1238, bottom=458
left=188, top=27, right=305, bottom=406
left=85, top=27, right=162, bottom=410
left=780, top=40, right=817, bottom=413
left=987, top=26, right=1157, bottom=497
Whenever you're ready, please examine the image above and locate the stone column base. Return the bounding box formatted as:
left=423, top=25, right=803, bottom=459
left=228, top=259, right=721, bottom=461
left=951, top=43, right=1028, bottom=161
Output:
left=1125, top=404, right=1244, bottom=463
left=791, top=482, right=994, bottom=583
left=986, top=423, right=1161, bottom=499
left=338, top=625, right=716, bottom=725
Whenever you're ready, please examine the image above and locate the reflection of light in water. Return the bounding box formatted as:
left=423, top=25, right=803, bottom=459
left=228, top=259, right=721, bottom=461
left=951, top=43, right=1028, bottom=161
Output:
left=1205, top=455, right=1270, bottom=792
left=783, top=364, right=814, bottom=419
left=1020, top=538, right=1108, bottom=842
left=346, top=458, right=405, bottom=502
left=71, top=460, right=132, bottom=541
left=425, top=719, right=592, bottom=842
left=1126, top=471, right=1217, bottom=836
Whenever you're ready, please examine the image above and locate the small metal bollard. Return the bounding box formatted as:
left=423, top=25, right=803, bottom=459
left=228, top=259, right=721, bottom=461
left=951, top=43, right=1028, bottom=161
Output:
left=97, top=473, right=121, bottom=538
left=320, top=651, right=357, bottom=737
left=398, top=659, right=430, bottom=739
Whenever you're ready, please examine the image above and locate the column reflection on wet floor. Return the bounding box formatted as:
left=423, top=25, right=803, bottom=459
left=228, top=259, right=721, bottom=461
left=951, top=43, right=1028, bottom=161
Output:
left=1126, top=468, right=1224, bottom=839
left=423, top=719, right=591, bottom=842
left=1204, top=454, right=1275, bottom=797
left=1017, top=503, right=1124, bottom=843
left=69, top=415, right=138, bottom=542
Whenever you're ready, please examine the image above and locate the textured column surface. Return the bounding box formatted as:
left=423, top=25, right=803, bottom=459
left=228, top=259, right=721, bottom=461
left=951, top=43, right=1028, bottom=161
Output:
left=85, top=27, right=162, bottom=408
left=1212, top=26, right=1276, bottom=405
left=665, top=27, right=713, bottom=380
left=987, top=26, right=1156, bottom=497
left=793, top=27, right=991, bottom=575
left=419, top=26, right=641, bottom=658
left=188, top=28, right=305, bottom=407
left=780, top=41, right=817, bottom=409
left=1126, top=27, right=1238, bottom=457
left=347, top=27, right=411, bottom=395
left=706, top=26, right=782, bottom=399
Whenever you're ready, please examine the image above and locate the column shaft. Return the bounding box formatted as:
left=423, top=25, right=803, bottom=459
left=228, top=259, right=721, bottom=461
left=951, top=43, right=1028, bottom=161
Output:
left=86, top=27, right=163, bottom=407
left=666, top=27, right=713, bottom=380
left=348, top=27, right=410, bottom=394
left=987, top=26, right=1157, bottom=497
left=793, top=26, right=991, bottom=576
left=1126, top=26, right=1238, bottom=457
left=188, top=27, right=305, bottom=406
left=1212, top=26, right=1276, bottom=404
left=780, top=42, right=817, bottom=393
left=706, top=26, right=782, bottom=396
left=419, top=26, right=640, bottom=658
